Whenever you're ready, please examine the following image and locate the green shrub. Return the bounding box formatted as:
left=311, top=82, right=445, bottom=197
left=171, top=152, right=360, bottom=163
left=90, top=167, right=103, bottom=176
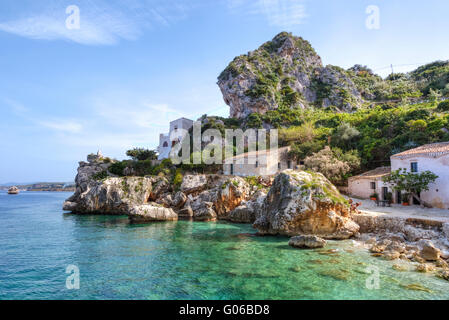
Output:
left=437, top=100, right=449, bottom=111
left=108, top=161, right=129, bottom=176
left=173, top=169, right=183, bottom=191
left=92, top=170, right=108, bottom=181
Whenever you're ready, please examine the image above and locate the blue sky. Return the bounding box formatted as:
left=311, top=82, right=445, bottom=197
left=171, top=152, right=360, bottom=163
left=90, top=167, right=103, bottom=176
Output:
left=1, top=0, right=449, bottom=183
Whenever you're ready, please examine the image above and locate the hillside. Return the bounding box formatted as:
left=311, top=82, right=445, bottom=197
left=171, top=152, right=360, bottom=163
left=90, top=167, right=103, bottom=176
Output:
left=217, top=32, right=449, bottom=120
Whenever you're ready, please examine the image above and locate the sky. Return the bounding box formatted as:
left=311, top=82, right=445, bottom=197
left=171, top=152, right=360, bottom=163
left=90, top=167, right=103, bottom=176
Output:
left=1, top=0, right=449, bottom=183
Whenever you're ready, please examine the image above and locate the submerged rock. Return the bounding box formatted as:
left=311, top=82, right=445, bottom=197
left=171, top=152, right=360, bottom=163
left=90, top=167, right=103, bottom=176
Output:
left=253, top=170, right=359, bottom=239
left=289, top=235, right=326, bottom=249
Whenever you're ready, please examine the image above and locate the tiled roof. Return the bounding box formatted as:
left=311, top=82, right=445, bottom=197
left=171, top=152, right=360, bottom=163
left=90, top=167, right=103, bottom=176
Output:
left=350, top=167, right=391, bottom=180
left=391, top=142, right=449, bottom=158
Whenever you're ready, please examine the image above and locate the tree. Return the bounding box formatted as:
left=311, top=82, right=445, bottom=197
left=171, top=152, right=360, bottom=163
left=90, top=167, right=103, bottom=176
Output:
left=126, top=148, right=157, bottom=161
left=303, top=146, right=358, bottom=185
left=382, top=168, right=438, bottom=207
left=331, top=122, right=360, bottom=149
left=429, top=88, right=442, bottom=106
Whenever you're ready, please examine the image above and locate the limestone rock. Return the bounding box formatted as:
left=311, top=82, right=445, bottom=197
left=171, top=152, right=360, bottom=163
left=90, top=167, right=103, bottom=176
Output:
left=214, top=177, right=251, bottom=218
left=217, top=32, right=362, bottom=119
left=194, top=202, right=217, bottom=222
left=288, top=235, right=326, bottom=249
left=420, top=241, right=441, bottom=261
left=129, top=204, right=177, bottom=222
left=181, top=175, right=208, bottom=195
left=253, top=170, right=359, bottom=239
left=228, top=190, right=267, bottom=223
left=171, top=191, right=187, bottom=209
left=416, top=264, right=435, bottom=273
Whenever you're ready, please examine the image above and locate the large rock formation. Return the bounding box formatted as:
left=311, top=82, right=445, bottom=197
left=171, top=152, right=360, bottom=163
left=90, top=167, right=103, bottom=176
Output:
left=63, top=155, right=170, bottom=216
left=218, top=32, right=363, bottom=119
left=253, top=170, right=359, bottom=239
left=63, top=161, right=254, bottom=223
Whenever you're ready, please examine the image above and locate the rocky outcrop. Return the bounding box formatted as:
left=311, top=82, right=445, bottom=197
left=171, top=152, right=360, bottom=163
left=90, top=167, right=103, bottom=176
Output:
left=129, top=204, right=177, bottom=222
left=214, top=177, right=251, bottom=218
left=228, top=190, right=266, bottom=223
left=289, top=235, right=326, bottom=249
left=180, top=174, right=208, bottom=195
left=253, top=170, right=359, bottom=239
left=63, top=154, right=171, bottom=217
left=217, top=32, right=363, bottom=119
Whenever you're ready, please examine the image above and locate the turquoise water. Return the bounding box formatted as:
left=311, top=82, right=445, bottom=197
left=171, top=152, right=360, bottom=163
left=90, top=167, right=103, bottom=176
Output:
left=1, top=191, right=449, bottom=300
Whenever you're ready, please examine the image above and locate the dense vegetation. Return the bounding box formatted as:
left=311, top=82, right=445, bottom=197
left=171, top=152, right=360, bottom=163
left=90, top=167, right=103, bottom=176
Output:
left=243, top=100, right=449, bottom=185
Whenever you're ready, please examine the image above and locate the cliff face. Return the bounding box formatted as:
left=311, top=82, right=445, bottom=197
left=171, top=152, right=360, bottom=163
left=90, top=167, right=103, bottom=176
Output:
left=217, top=32, right=363, bottom=119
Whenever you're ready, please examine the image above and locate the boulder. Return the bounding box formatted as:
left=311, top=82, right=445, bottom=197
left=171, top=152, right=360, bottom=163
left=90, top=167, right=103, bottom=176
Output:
left=419, top=241, right=441, bottom=261
left=253, top=170, right=359, bottom=239
left=171, top=191, right=187, bottom=209
left=129, top=204, right=178, bottom=222
left=181, top=175, right=208, bottom=195
left=228, top=190, right=266, bottom=223
left=178, top=205, right=194, bottom=217
left=288, top=235, right=326, bottom=249
left=214, top=177, right=251, bottom=218
left=193, top=202, right=217, bottom=222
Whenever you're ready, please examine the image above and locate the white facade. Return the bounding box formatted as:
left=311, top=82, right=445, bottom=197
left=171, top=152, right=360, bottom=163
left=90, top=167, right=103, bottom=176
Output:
left=391, top=147, right=449, bottom=209
left=223, top=147, right=296, bottom=177
left=348, top=167, right=392, bottom=200
left=157, top=118, right=194, bottom=160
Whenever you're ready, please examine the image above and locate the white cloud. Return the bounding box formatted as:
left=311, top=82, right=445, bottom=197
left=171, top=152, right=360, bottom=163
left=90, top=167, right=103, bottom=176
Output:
left=38, top=119, right=84, bottom=133
left=227, top=0, right=308, bottom=28
left=0, top=0, right=192, bottom=45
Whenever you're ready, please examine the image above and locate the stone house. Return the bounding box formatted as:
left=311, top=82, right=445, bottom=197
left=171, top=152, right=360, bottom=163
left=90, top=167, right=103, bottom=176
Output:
left=223, top=146, right=297, bottom=177
left=348, top=142, right=449, bottom=209
left=348, top=167, right=392, bottom=201
left=157, top=118, right=194, bottom=160
left=390, top=142, right=449, bottom=209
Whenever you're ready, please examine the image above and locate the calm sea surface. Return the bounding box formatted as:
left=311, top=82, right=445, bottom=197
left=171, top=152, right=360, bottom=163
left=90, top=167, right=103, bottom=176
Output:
left=1, top=191, right=449, bottom=300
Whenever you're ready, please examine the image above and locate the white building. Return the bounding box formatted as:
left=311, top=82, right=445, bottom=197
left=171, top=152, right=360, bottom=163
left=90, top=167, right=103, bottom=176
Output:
left=391, top=142, right=449, bottom=209
left=223, top=146, right=297, bottom=177
left=348, top=167, right=392, bottom=201
left=348, top=142, right=449, bottom=209
left=157, top=118, right=194, bottom=160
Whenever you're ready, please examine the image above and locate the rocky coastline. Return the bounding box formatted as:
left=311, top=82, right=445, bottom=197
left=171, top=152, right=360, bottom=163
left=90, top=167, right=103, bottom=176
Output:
left=64, top=154, right=449, bottom=282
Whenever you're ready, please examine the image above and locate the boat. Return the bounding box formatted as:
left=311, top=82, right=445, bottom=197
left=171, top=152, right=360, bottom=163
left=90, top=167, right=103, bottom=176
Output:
left=7, top=186, right=20, bottom=195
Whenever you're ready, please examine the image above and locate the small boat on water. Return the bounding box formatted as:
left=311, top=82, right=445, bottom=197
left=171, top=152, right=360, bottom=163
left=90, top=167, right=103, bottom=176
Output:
left=7, top=186, right=20, bottom=195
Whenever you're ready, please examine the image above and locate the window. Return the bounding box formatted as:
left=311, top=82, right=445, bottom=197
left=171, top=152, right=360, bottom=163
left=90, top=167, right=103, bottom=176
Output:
left=411, top=162, right=418, bottom=173
left=163, top=142, right=168, bottom=148
left=370, top=182, right=376, bottom=190
left=287, top=161, right=292, bottom=169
